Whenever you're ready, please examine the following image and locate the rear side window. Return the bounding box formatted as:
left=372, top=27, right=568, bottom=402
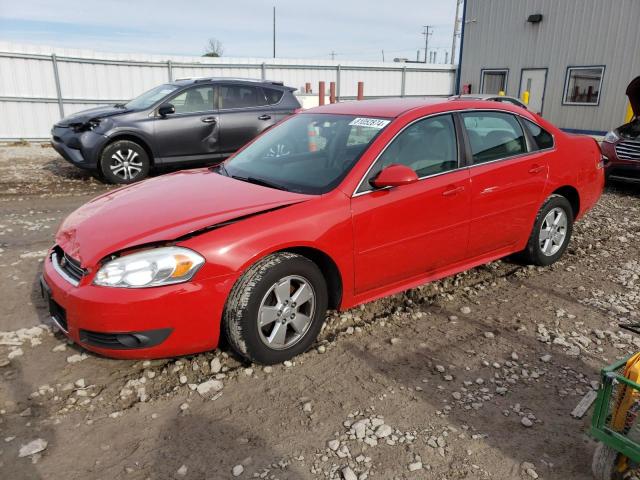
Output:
left=220, top=85, right=267, bottom=109
left=263, top=88, right=284, bottom=105
left=462, top=112, right=527, bottom=164
left=522, top=119, right=554, bottom=150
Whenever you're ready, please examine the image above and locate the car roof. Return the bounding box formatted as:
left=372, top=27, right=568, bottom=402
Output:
left=302, top=97, right=532, bottom=118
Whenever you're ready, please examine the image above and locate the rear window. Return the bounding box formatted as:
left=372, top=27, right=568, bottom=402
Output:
left=220, top=85, right=267, bottom=109
left=263, top=87, right=284, bottom=105
left=523, top=119, right=554, bottom=150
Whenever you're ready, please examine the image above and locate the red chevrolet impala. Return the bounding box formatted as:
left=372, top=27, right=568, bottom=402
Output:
left=42, top=98, right=604, bottom=364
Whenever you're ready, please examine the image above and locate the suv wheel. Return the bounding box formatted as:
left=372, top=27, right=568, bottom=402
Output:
left=223, top=252, right=328, bottom=365
left=100, top=140, right=150, bottom=184
left=521, top=194, right=574, bottom=266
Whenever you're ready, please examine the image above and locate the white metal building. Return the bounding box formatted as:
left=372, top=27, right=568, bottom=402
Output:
left=457, top=0, right=640, bottom=134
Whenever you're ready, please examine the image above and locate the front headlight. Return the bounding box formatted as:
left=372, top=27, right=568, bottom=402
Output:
left=94, top=247, right=205, bottom=288
left=603, top=130, right=620, bottom=143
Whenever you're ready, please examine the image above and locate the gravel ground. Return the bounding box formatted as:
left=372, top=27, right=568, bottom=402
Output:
left=1, top=143, right=639, bottom=480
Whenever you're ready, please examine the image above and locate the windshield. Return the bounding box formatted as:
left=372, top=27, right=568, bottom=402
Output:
left=223, top=113, right=391, bottom=194
left=124, top=84, right=180, bottom=110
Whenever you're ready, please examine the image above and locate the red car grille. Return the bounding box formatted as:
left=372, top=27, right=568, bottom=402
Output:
left=52, top=246, right=86, bottom=285
left=615, top=140, right=640, bottom=161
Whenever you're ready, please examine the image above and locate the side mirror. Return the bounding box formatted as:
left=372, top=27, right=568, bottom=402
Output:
left=158, top=103, right=175, bottom=117
left=370, top=164, right=419, bottom=189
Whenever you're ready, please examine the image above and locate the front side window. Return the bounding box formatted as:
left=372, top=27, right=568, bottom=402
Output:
left=223, top=114, right=390, bottom=195
left=170, top=86, right=215, bottom=114
left=220, top=85, right=267, bottom=109
left=563, top=66, right=604, bottom=105
left=481, top=69, right=508, bottom=94
left=124, top=84, right=180, bottom=110
left=462, top=112, right=527, bottom=164
left=522, top=119, right=554, bottom=150
left=358, top=114, right=458, bottom=193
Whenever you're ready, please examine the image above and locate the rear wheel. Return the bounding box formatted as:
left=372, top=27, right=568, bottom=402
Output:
left=223, top=252, right=328, bottom=365
left=100, top=140, right=150, bottom=184
left=521, top=194, right=574, bottom=266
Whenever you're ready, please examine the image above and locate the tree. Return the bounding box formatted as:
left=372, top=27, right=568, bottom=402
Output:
left=203, top=38, right=224, bottom=57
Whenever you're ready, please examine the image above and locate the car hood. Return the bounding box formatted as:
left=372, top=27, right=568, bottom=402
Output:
left=627, top=76, right=640, bottom=118
left=56, top=169, right=312, bottom=267
left=55, top=105, right=132, bottom=127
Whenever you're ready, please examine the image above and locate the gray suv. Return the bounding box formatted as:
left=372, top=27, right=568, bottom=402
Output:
left=51, top=78, right=301, bottom=183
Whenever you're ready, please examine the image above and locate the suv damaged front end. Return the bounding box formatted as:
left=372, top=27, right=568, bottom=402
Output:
left=602, top=76, right=640, bottom=183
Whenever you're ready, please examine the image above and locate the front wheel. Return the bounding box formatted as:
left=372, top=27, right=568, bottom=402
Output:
left=100, top=140, right=150, bottom=184
left=223, top=252, right=328, bottom=365
left=521, top=194, right=574, bottom=266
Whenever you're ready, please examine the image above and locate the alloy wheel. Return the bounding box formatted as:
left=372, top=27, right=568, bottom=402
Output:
left=539, top=207, right=568, bottom=256
left=257, top=275, right=315, bottom=350
left=110, top=149, right=143, bottom=181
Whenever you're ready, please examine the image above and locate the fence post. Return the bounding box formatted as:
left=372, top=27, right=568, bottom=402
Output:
left=51, top=53, right=64, bottom=119
left=401, top=66, right=407, bottom=97
left=261, top=62, right=266, bottom=81
left=329, top=82, right=336, bottom=103
left=167, top=60, right=173, bottom=82
left=318, top=81, right=325, bottom=106
left=357, top=81, right=364, bottom=100
left=336, top=65, right=341, bottom=101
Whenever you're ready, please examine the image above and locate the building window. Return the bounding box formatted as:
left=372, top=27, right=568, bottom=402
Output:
left=481, top=69, right=508, bottom=95
left=563, top=66, right=605, bottom=105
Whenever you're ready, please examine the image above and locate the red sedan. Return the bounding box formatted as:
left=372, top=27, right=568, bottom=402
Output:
left=42, top=98, right=604, bottom=364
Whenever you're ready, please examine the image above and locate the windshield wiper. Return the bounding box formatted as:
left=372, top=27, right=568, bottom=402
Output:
left=231, top=174, right=289, bottom=192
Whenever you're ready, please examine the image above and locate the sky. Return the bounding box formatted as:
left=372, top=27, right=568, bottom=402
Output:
left=0, top=0, right=460, bottom=62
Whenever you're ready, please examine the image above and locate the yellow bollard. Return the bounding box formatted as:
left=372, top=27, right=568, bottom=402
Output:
left=625, top=102, right=634, bottom=123
left=498, top=90, right=505, bottom=96
left=522, top=91, right=530, bottom=105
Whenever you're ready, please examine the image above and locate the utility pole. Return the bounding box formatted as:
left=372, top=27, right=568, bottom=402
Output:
left=451, top=0, right=462, bottom=64
left=330, top=50, right=336, bottom=60
left=381, top=49, right=385, bottom=62
left=422, top=25, right=433, bottom=63
left=273, top=6, right=276, bottom=58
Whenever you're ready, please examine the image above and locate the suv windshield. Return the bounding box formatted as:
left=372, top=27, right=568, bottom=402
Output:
left=124, top=84, right=180, bottom=110
left=223, top=113, right=390, bottom=194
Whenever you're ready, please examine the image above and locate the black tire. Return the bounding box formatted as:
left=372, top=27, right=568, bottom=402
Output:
left=99, top=140, right=150, bottom=184
left=521, top=194, right=574, bottom=266
left=592, top=443, right=624, bottom=480
left=223, top=252, right=328, bottom=365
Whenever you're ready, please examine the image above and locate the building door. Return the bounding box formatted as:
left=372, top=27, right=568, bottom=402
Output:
left=519, top=69, right=547, bottom=115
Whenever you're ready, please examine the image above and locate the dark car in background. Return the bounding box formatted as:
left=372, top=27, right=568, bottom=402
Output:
left=51, top=78, right=300, bottom=183
left=602, top=76, right=640, bottom=184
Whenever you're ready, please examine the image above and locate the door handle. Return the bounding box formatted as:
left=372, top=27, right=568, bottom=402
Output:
left=528, top=164, right=545, bottom=174
left=201, top=116, right=217, bottom=124
left=258, top=114, right=272, bottom=121
left=442, top=185, right=465, bottom=197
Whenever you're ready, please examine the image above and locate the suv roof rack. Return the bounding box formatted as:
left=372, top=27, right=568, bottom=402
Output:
left=173, top=76, right=285, bottom=86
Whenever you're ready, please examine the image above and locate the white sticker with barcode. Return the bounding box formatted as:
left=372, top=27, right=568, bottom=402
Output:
left=348, top=118, right=390, bottom=129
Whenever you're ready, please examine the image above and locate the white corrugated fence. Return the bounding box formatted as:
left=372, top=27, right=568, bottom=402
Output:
left=0, top=42, right=456, bottom=139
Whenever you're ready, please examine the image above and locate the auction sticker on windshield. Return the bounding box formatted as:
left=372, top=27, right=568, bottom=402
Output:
left=348, top=118, right=390, bottom=129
